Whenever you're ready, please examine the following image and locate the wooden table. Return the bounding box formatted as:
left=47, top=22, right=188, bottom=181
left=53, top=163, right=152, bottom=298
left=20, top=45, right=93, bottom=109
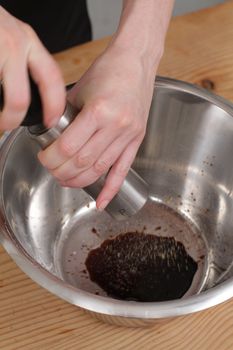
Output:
left=1, top=2, right=233, bottom=349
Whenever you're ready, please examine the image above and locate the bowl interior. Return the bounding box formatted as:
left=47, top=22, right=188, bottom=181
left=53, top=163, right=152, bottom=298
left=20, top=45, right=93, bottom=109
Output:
left=2, top=80, right=233, bottom=301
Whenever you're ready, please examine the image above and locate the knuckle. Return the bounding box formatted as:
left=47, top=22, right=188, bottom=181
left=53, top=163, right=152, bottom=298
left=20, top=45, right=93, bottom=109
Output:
left=91, top=98, right=106, bottom=115
left=58, top=139, right=76, bottom=158
left=93, top=159, right=110, bottom=175
left=74, top=154, right=93, bottom=168
left=116, top=113, right=132, bottom=129
left=89, top=99, right=109, bottom=124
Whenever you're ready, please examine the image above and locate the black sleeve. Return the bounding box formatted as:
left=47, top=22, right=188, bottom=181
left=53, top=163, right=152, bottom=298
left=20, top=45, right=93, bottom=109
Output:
left=0, top=0, right=92, bottom=53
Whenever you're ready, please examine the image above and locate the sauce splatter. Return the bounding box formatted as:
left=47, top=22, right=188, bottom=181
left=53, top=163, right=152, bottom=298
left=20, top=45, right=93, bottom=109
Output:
left=85, top=232, right=197, bottom=302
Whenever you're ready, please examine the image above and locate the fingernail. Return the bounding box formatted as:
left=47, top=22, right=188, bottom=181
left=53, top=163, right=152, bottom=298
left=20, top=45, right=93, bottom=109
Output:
left=98, top=200, right=109, bottom=211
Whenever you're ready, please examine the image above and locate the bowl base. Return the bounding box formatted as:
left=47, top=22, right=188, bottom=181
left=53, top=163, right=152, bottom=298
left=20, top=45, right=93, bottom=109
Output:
left=53, top=197, right=208, bottom=300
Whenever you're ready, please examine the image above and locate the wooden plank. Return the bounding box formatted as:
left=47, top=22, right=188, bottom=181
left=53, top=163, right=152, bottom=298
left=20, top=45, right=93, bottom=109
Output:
left=1, top=1, right=233, bottom=349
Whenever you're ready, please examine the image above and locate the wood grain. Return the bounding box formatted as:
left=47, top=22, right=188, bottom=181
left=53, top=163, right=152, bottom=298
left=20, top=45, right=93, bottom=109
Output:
left=2, top=1, right=233, bottom=349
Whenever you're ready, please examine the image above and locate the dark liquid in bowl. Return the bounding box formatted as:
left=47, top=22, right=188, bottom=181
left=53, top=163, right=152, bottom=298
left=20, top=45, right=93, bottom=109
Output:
left=85, top=232, right=197, bottom=302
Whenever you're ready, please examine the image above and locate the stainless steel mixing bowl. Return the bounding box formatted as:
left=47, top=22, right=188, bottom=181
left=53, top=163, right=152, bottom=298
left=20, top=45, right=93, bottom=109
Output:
left=1, top=76, right=233, bottom=327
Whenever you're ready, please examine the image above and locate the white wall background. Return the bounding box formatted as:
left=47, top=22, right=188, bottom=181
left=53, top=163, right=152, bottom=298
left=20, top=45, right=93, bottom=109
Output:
left=87, top=0, right=226, bottom=40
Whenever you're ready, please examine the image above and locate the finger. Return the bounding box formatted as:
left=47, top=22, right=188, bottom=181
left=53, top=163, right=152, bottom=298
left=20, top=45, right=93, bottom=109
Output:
left=58, top=167, right=100, bottom=189
left=38, top=105, right=98, bottom=169
left=0, top=58, right=30, bottom=129
left=96, top=137, right=142, bottom=210
left=60, top=135, right=140, bottom=188
left=28, top=37, right=65, bottom=128
left=51, top=127, right=123, bottom=181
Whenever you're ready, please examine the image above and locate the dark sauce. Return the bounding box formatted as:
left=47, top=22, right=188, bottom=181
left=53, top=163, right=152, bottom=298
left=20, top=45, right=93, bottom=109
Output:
left=85, top=232, right=197, bottom=302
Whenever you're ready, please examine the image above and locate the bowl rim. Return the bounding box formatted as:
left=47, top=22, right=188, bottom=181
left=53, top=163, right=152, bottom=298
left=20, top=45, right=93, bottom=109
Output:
left=1, top=76, right=233, bottom=319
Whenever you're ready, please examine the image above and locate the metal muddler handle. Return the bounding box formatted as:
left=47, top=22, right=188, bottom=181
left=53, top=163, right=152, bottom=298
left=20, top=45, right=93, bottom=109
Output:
left=0, top=79, right=149, bottom=220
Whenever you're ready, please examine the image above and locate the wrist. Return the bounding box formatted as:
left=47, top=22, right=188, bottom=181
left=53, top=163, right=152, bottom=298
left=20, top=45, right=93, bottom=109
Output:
left=107, top=0, right=174, bottom=71
left=107, top=35, right=163, bottom=73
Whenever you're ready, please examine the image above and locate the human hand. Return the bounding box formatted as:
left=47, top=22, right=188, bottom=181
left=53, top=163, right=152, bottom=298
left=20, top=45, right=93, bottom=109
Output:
left=0, top=6, right=65, bottom=130
left=38, top=46, right=157, bottom=210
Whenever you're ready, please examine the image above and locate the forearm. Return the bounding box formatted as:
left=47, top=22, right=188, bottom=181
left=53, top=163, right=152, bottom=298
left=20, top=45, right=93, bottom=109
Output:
left=109, top=0, right=174, bottom=68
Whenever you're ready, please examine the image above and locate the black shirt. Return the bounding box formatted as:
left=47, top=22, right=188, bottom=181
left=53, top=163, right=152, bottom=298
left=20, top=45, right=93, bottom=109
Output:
left=0, top=0, right=92, bottom=53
